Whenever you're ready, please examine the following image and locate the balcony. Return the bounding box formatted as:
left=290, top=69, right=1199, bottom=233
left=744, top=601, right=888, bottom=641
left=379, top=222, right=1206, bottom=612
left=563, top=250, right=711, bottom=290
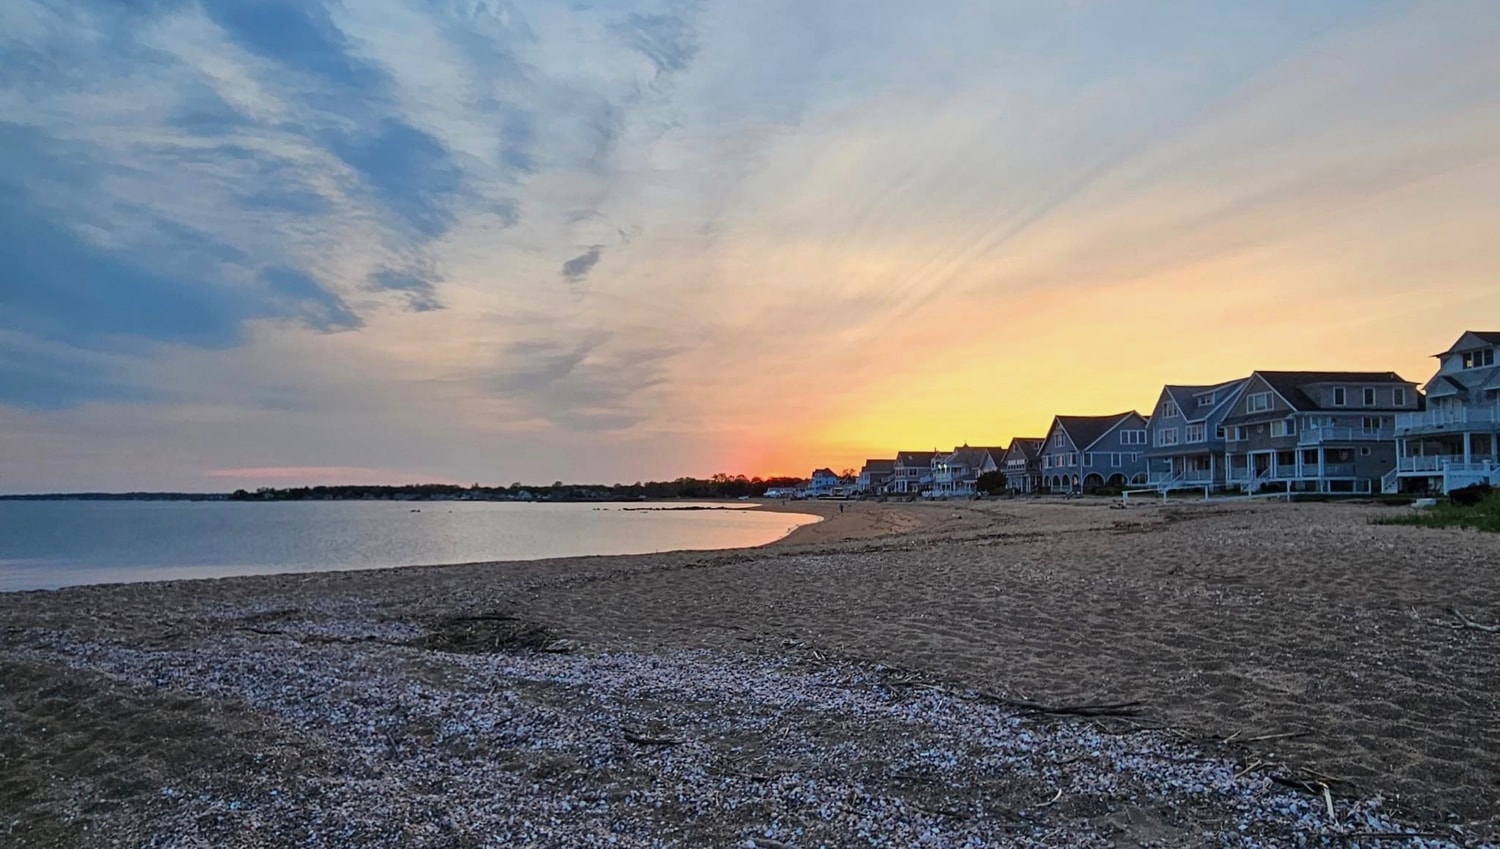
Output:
left=1396, top=406, right=1500, bottom=434
left=1297, top=426, right=1392, bottom=445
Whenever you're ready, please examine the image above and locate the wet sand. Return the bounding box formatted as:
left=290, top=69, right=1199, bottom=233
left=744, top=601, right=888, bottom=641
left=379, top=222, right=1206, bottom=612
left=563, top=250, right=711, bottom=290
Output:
left=2, top=499, right=1497, bottom=847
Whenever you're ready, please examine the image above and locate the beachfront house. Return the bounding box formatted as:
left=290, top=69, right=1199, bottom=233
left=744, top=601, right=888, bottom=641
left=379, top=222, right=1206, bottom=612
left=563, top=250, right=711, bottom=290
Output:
left=1390, top=331, right=1500, bottom=493
left=1144, top=378, right=1249, bottom=493
left=808, top=468, right=841, bottom=496
left=1039, top=412, right=1150, bottom=494
left=1222, top=371, right=1420, bottom=495
left=930, top=445, right=1004, bottom=498
left=889, top=451, right=937, bottom=495
left=1002, top=438, right=1045, bottom=494
left=856, top=459, right=895, bottom=494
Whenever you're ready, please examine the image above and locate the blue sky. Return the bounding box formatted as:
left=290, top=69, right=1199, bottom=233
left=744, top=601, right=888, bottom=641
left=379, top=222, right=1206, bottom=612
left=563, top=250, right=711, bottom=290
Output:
left=3, top=0, right=1499, bottom=490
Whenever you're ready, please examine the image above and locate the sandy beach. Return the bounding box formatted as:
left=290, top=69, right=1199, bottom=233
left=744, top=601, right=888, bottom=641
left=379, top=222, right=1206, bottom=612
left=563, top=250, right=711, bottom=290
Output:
left=3, top=498, right=1498, bottom=847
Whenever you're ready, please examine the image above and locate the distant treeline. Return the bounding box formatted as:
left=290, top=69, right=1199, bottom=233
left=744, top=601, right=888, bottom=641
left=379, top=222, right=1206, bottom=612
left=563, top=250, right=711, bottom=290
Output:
left=0, top=492, right=227, bottom=501
left=228, top=475, right=810, bottom=502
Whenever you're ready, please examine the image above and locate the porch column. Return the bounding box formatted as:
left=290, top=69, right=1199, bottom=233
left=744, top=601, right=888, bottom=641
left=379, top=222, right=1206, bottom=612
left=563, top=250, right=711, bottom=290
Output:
left=1318, top=448, right=1326, bottom=478
left=1464, top=432, right=1473, bottom=463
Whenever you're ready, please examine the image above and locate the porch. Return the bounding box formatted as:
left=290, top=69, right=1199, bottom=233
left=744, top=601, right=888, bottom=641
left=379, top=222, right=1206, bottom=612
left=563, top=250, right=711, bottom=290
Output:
left=1225, top=448, right=1373, bottom=494
left=1395, top=405, right=1500, bottom=436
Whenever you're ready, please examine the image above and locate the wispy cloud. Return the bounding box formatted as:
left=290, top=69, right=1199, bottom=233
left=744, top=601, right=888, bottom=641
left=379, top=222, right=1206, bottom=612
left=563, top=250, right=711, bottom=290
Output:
left=561, top=246, right=605, bottom=284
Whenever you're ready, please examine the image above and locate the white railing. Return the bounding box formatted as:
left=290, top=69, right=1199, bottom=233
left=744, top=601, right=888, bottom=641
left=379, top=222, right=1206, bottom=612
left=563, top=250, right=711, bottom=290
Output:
left=1398, top=455, right=1460, bottom=473
left=1298, top=427, right=1392, bottom=445
left=1396, top=406, right=1500, bottom=432
left=1381, top=468, right=1400, bottom=494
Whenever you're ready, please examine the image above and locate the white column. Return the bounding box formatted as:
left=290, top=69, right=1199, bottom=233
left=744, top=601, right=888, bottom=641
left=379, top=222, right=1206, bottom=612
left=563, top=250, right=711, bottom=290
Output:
left=1318, top=448, right=1326, bottom=478
left=1464, top=432, right=1473, bottom=464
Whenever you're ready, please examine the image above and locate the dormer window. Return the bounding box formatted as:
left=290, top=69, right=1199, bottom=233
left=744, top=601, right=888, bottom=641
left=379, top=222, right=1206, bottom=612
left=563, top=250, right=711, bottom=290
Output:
left=1462, top=349, right=1496, bottom=369
left=1332, top=387, right=1346, bottom=406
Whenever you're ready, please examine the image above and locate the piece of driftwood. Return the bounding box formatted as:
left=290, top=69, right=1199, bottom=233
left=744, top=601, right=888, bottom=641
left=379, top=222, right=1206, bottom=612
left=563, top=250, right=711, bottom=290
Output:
left=976, top=693, right=1143, bottom=718
left=1450, top=608, right=1500, bottom=633
left=622, top=729, right=681, bottom=746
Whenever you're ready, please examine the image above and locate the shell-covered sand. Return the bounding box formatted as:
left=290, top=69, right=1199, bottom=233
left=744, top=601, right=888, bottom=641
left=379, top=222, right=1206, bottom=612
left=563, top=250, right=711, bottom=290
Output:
left=2, top=499, right=1497, bottom=847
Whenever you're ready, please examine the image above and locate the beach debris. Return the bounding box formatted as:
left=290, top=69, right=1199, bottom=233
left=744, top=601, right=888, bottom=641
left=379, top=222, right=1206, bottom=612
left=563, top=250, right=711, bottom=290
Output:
left=975, top=693, right=1144, bottom=718
left=1449, top=608, right=1500, bottom=633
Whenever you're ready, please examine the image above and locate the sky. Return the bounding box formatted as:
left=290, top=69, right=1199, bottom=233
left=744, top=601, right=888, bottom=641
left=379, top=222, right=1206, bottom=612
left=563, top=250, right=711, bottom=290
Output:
left=2, top=0, right=1499, bottom=492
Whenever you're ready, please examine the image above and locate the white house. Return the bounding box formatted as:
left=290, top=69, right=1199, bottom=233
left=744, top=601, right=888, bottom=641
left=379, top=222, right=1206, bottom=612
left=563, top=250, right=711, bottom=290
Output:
left=1390, top=331, right=1500, bottom=493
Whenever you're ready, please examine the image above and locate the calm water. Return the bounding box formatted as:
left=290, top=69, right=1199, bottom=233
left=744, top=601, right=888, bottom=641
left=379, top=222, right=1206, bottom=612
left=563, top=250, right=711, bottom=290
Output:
left=0, top=501, right=820, bottom=592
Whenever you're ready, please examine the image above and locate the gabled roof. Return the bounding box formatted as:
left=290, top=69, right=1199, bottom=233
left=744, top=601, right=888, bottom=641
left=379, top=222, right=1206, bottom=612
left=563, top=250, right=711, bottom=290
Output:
left=894, top=451, right=937, bottom=467
left=1436, top=331, right=1500, bottom=356
left=860, top=459, right=895, bottom=473
left=1004, top=438, right=1045, bottom=462
left=811, top=467, right=837, bottom=477
left=1252, top=371, right=1412, bottom=412
left=1160, top=377, right=1249, bottom=422
left=1051, top=412, right=1143, bottom=452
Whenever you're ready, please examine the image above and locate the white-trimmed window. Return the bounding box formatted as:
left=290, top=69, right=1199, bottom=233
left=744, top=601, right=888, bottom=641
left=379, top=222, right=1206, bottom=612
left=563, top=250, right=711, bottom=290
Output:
left=1052, top=432, right=1066, bottom=448
left=1215, top=425, right=1226, bottom=440
left=1232, top=426, right=1247, bottom=441
left=1083, top=453, right=1093, bottom=467
left=1248, top=392, right=1271, bottom=412
left=1157, top=428, right=1180, bottom=447
left=1161, top=400, right=1180, bottom=418
left=1111, top=453, right=1122, bottom=467
left=1270, top=419, right=1296, bottom=437
left=1362, top=387, right=1376, bottom=406
left=1394, top=387, right=1407, bottom=406
left=1186, top=423, right=1206, bottom=443
left=1120, top=429, right=1147, bottom=446
left=1462, top=349, right=1495, bottom=369
left=1362, top=416, right=1385, bottom=431
left=1332, top=387, right=1346, bottom=406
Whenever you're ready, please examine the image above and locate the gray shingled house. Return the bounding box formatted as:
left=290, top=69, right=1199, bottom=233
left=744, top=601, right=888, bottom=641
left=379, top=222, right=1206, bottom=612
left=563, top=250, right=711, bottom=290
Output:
left=1392, top=331, right=1500, bottom=493
left=888, top=450, right=937, bottom=495
left=1222, top=370, right=1420, bottom=494
left=1039, top=412, right=1150, bottom=494
left=1143, top=377, right=1249, bottom=493
left=1001, top=438, right=1045, bottom=494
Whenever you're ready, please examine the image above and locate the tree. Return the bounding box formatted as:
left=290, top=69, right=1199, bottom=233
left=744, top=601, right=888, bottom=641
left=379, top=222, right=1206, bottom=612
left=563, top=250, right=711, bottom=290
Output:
left=975, top=470, right=1007, bottom=496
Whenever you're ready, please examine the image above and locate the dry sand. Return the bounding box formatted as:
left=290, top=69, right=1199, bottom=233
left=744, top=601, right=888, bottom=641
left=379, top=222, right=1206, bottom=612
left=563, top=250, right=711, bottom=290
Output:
left=2, top=498, right=1498, bottom=847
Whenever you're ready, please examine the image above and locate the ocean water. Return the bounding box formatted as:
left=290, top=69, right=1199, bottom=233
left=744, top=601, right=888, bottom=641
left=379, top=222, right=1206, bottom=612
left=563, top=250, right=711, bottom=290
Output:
left=0, top=500, right=820, bottom=592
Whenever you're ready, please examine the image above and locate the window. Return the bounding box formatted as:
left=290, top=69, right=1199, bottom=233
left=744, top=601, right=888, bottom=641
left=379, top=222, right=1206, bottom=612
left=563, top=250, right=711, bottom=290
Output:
left=1112, top=453, right=1122, bottom=467
left=1332, top=387, right=1346, bottom=406
left=1248, top=392, right=1271, bottom=412
left=1196, top=391, right=1215, bottom=406
left=1462, top=349, right=1496, bottom=369
left=1230, top=426, right=1247, bottom=441
left=1120, top=429, right=1146, bottom=446
left=1362, top=416, right=1384, bottom=431
left=1360, top=447, right=1372, bottom=456
left=1362, top=387, right=1376, bottom=406
left=1157, top=428, right=1180, bottom=447
left=1053, top=432, right=1066, bottom=448
left=1083, top=453, right=1093, bottom=467
left=1161, top=400, right=1180, bottom=418
left=1131, top=453, right=1142, bottom=462
left=1270, top=419, right=1296, bottom=437
left=1394, top=387, right=1407, bottom=406
left=1186, top=423, right=1206, bottom=443
left=1215, top=425, right=1226, bottom=440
